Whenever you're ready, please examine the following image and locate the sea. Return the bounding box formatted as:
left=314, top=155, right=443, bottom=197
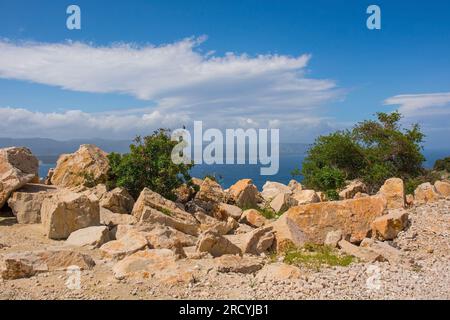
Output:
left=37, top=149, right=449, bottom=190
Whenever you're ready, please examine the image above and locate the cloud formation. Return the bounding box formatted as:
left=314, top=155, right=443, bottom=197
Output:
left=0, top=37, right=343, bottom=139
left=384, top=92, right=450, bottom=116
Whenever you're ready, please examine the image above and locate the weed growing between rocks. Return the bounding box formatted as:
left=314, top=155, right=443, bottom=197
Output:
left=282, top=243, right=355, bottom=270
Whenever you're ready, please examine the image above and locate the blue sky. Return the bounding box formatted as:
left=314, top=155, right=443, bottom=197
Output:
left=0, top=0, right=449, bottom=147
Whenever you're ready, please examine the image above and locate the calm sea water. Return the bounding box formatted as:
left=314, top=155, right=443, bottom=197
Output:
left=38, top=149, right=449, bottom=190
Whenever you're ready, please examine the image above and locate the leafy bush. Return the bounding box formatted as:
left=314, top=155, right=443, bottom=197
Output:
left=299, top=111, right=426, bottom=194
left=434, top=156, right=450, bottom=172
left=107, top=129, right=194, bottom=200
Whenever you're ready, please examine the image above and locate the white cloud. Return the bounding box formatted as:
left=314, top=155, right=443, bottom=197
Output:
left=384, top=92, right=450, bottom=116
left=0, top=37, right=343, bottom=139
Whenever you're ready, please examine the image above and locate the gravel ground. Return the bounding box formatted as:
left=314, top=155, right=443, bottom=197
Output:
left=1, top=199, right=449, bottom=300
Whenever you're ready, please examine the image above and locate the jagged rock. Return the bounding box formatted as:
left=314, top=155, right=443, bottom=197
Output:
left=100, top=207, right=137, bottom=227
left=270, top=193, right=294, bottom=213
left=0, top=250, right=95, bottom=280
left=65, top=226, right=110, bottom=248
left=112, top=249, right=202, bottom=285
left=255, top=263, right=302, bottom=281
left=41, top=191, right=100, bottom=240
left=379, top=178, right=405, bottom=209
left=194, top=178, right=226, bottom=211
left=196, top=231, right=242, bottom=257
left=51, top=144, right=109, bottom=188
left=99, top=230, right=148, bottom=260
left=353, top=192, right=369, bottom=199
left=414, top=182, right=440, bottom=203
left=291, top=189, right=320, bottom=205
left=0, top=147, right=39, bottom=208
left=44, top=168, right=54, bottom=185
left=214, top=203, right=243, bottom=221
left=142, top=224, right=197, bottom=249
left=228, top=179, right=261, bottom=208
left=261, top=181, right=292, bottom=201
left=214, top=254, right=264, bottom=274
left=339, top=180, right=368, bottom=200
left=132, top=188, right=199, bottom=236
left=288, top=180, right=303, bottom=193
left=7, top=184, right=57, bottom=224
left=100, top=187, right=135, bottom=214
left=234, top=223, right=256, bottom=234
left=405, top=194, right=414, bottom=206
left=269, top=214, right=308, bottom=252
left=174, top=184, right=195, bottom=203
left=83, top=184, right=108, bottom=202
left=324, top=230, right=343, bottom=248
left=434, top=181, right=450, bottom=197
left=239, top=209, right=268, bottom=228
left=338, top=240, right=384, bottom=262
left=225, top=226, right=274, bottom=255
left=371, top=209, right=409, bottom=240
left=284, top=195, right=387, bottom=244
left=111, top=224, right=135, bottom=240
left=360, top=239, right=405, bottom=264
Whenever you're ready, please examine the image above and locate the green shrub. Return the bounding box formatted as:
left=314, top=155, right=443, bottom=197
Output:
left=299, top=111, right=425, bottom=194
left=107, top=129, right=194, bottom=200
left=434, top=156, right=450, bottom=172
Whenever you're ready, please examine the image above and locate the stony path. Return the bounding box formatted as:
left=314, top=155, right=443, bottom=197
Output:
left=1, top=200, right=449, bottom=300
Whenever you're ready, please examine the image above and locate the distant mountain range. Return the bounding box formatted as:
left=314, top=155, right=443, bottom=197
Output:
left=0, top=137, right=311, bottom=164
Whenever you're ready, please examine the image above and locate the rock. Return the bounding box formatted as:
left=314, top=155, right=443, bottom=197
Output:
left=132, top=188, right=199, bottom=236
left=269, top=214, right=308, bottom=252
left=207, top=217, right=238, bottom=235
left=142, top=225, right=197, bottom=249
left=0, top=250, right=94, bottom=280
left=434, top=181, right=450, bottom=197
left=41, top=191, right=100, bottom=240
left=225, top=226, right=274, bottom=255
left=112, top=249, right=201, bottom=285
left=324, top=230, right=343, bottom=248
left=371, top=209, right=409, bottom=240
left=291, top=190, right=320, bottom=205
left=338, top=240, right=384, bottom=262
left=174, top=184, right=194, bottom=204
left=261, top=181, right=292, bottom=201
left=288, top=180, right=303, bottom=193
left=194, top=178, right=226, bottom=211
left=100, top=207, right=137, bottom=227
left=228, top=179, right=261, bottom=208
left=196, top=231, right=242, bottom=257
left=316, top=191, right=328, bottom=202
left=214, top=254, right=264, bottom=274
left=99, top=230, right=148, bottom=260
left=234, top=223, right=256, bottom=234
left=239, top=209, right=268, bottom=228
left=270, top=193, right=294, bottom=213
left=255, top=263, right=302, bottom=282
left=405, top=194, right=414, bottom=205
left=361, top=240, right=405, bottom=264
left=44, top=168, right=54, bottom=185
left=0, top=147, right=39, bottom=208
left=50, top=145, right=109, bottom=188
left=339, top=180, right=368, bottom=200
left=111, top=224, right=135, bottom=240
left=284, top=195, right=387, bottom=244
left=83, top=184, right=108, bottom=202
left=7, top=184, right=57, bottom=224
left=100, top=187, right=135, bottom=214
left=65, top=226, right=110, bottom=248
left=414, top=182, right=440, bottom=203
left=379, top=178, right=405, bottom=209
left=214, top=203, right=243, bottom=221
left=353, top=192, right=369, bottom=199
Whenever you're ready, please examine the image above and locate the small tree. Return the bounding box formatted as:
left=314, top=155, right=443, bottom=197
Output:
left=107, top=129, right=193, bottom=200
left=299, top=111, right=426, bottom=195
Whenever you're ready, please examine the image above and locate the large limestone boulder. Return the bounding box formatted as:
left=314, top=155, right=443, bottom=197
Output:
left=284, top=195, right=387, bottom=244
left=51, top=144, right=109, bottom=188
left=261, top=181, right=292, bottom=201
left=379, top=178, right=405, bottom=209
left=371, top=209, right=408, bottom=240
left=214, top=254, right=264, bottom=274
left=41, top=190, right=100, bottom=240
left=270, top=193, right=294, bottom=213
left=0, top=250, right=95, bottom=280
left=65, top=226, right=111, bottom=248
left=194, top=177, right=226, bottom=211
left=195, top=212, right=238, bottom=235
left=142, top=224, right=198, bottom=249
left=239, top=209, right=268, bottom=228
left=291, top=189, right=320, bottom=205
left=99, top=230, right=148, bottom=260
left=214, top=203, right=243, bottom=221
left=339, top=180, right=368, bottom=200
left=228, top=179, right=261, bottom=208
left=0, top=147, right=39, bottom=208
left=255, top=263, right=302, bottom=282
left=338, top=240, right=384, bottom=262
left=224, top=226, right=274, bottom=255
left=132, top=188, right=199, bottom=236
left=414, top=182, right=440, bottom=203
left=434, top=181, right=450, bottom=197
left=100, top=187, right=135, bottom=214
left=196, top=231, right=242, bottom=257
left=100, top=207, right=137, bottom=227
left=7, top=184, right=58, bottom=224
left=269, top=214, right=308, bottom=252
